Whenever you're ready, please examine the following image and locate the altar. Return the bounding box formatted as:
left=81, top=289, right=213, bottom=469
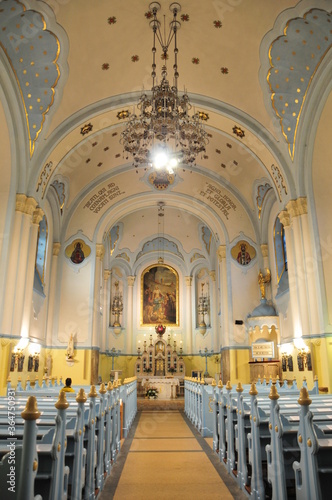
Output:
left=142, top=377, right=179, bottom=399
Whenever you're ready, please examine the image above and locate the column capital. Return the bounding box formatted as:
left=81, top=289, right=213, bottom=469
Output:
left=53, top=242, right=61, bottom=256
left=25, top=197, right=38, bottom=216
left=209, top=270, right=216, bottom=281
left=184, top=276, right=192, bottom=287
left=96, top=244, right=105, bottom=260
left=286, top=197, right=307, bottom=218
left=104, top=269, right=111, bottom=281
left=260, top=244, right=268, bottom=258
left=127, top=275, right=135, bottom=286
left=217, top=245, right=226, bottom=262
left=16, top=194, right=27, bottom=212
left=278, top=210, right=291, bottom=228
left=32, top=207, right=44, bottom=225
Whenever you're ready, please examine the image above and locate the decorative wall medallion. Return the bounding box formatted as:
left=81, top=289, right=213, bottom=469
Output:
left=117, top=110, right=130, bottom=120
left=231, top=240, right=256, bottom=266
left=65, top=239, right=91, bottom=264
left=80, top=123, right=93, bottom=136
left=148, top=171, right=175, bottom=190
left=181, top=14, right=189, bottom=22
left=108, top=16, right=117, bottom=24
left=192, top=57, right=200, bottom=64
left=214, top=20, right=222, bottom=28
left=145, top=11, right=153, bottom=19
left=131, top=55, right=139, bottom=62
left=102, top=63, right=109, bottom=70
left=221, top=67, right=229, bottom=74
left=233, top=125, right=245, bottom=138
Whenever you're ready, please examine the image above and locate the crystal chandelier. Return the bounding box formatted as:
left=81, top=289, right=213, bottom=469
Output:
left=121, top=2, right=208, bottom=174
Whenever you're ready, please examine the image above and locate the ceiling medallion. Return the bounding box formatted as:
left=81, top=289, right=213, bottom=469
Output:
left=121, top=2, right=208, bottom=175
left=232, top=125, right=245, bottom=138
left=117, top=110, right=130, bottom=120
left=80, top=123, right=93, bottom=136
left=148, top=170, right=175, bottom=190
left=196, top=111, right=209, bottom=121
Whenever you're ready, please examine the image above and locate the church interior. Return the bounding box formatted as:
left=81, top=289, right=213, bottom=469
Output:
left=1, top=0, right=332, bottom=401
left=2, top=1, right=332, bottom=498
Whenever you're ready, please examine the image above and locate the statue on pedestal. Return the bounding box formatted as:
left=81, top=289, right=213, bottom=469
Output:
left=66, top=334, right=75, bottom=360
left=258, top=269, right=271, bottom=300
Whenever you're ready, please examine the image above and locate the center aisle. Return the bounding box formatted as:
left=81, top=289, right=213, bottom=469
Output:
left=100, top=409, right=246, bottom=499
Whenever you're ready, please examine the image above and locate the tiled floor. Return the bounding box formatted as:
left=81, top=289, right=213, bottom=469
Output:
left=100, top=410, right=247, bottom=499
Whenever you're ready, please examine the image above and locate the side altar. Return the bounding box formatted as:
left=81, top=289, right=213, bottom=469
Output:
left=135, top=325, right=185, bottom=398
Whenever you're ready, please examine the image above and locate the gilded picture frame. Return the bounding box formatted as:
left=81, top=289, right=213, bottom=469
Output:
left=141, top=264, right=179, bottom=326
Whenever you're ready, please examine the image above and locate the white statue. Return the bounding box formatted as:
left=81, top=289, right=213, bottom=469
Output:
left=66, top=334, right=74, bottom=359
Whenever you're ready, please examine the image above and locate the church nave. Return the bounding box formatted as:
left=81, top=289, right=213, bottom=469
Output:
left=100, top=408, right=246, bottom=500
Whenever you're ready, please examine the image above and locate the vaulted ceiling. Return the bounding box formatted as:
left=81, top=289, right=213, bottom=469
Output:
left=1, top=0, right=331, bottom=253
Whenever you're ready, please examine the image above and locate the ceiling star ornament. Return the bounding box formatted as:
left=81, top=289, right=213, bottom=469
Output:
left=80, top=123, right=93, bottom=136
left=117, top=110, right=130, bottom=120
left=232, top=125, right=245, bottom=138
left=120, top=2, right=208, bottom=175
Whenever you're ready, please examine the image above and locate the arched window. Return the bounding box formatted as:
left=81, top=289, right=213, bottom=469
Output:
left=34, top=215, right=48, bottom=294
left=274, top=215, right=288, bottom=294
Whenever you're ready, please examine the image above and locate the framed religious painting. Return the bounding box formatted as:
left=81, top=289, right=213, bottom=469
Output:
left=141, top=264, right=179, bottom=326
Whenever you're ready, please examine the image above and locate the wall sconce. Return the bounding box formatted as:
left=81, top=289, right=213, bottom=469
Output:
left=294, top=338, right=311, bottom=371
left=10, top=338, right=29, bottom=372
left=198, top=282, right=210, bottom=335
left=28, top=343, right=41, bottom=372
left=111, top=280, right=123, bottom=334
left=297, top=348, right=312, bottom=371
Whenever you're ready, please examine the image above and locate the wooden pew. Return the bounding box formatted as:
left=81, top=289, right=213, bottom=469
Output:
left=293, top=387, right=332, bottom=500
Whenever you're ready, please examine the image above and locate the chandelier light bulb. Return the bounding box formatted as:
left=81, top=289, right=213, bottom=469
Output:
left=154, top=151, right=168, bottom=169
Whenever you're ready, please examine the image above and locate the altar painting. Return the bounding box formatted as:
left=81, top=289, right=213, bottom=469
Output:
left=141, top=265, right=179, bottom=326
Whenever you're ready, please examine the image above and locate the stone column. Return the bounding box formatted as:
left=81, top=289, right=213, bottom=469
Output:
left=293, top=198, right=320, bottom=333
left=92, top=244, right=105, bottom=347
left=21, top=208, right=44, bottom=338
left=185, top=276, right=193, bottom=354
left=217, top=245, right=229, bottom=347
left=1, top=194, right=27, bottom=334
left=286, top=199, right=310, bottom=335
left=126, top=276, right=135, bottom=353
left=260, top=244, right=270, bottom=301
left=12, top=197, right=38, bottom=336
left=46, top=243, right=61, bottom=346
left=279, top=209, right=302, bottom=337
left=102, top=270, right=111, bottom=351
left=209, top=270, right=218, bottom=352
left=218, top=245, right=231, bottom=383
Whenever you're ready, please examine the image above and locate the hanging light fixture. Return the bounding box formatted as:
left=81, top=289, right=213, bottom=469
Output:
left=121, top=2, right=208, bottom=174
